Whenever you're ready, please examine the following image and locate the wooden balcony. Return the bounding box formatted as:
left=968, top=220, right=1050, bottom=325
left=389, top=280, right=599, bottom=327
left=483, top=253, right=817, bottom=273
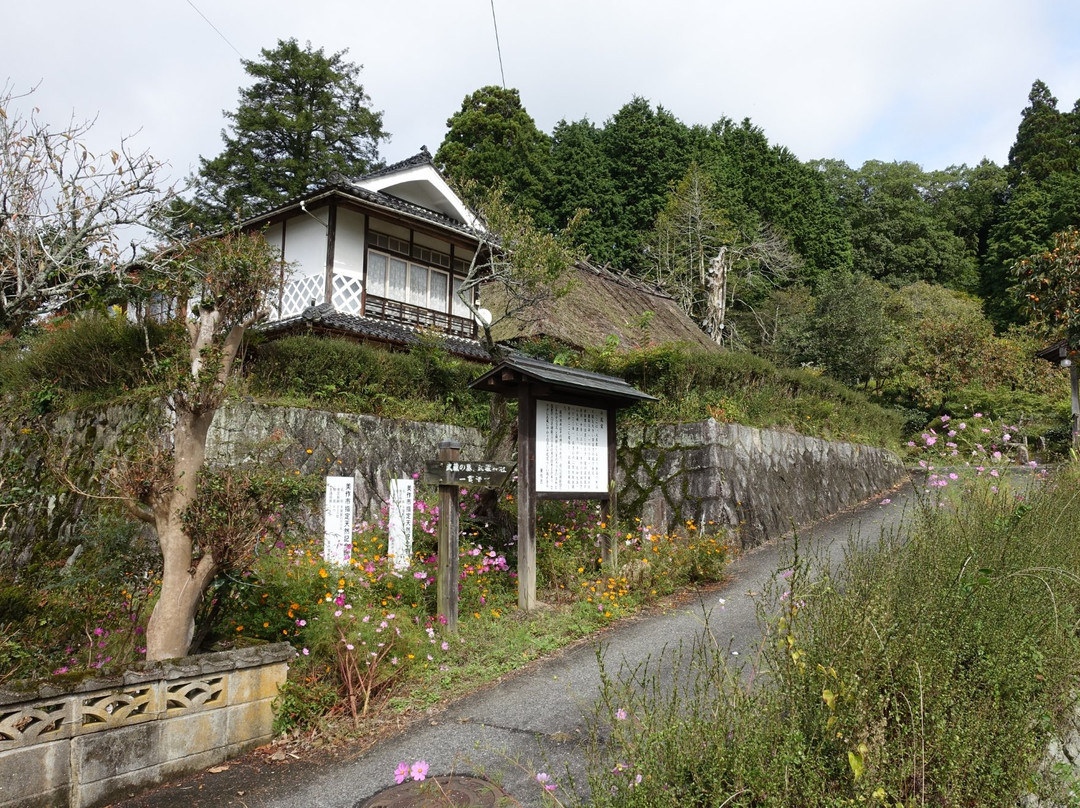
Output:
left=364, top=295, right=478, bottom=340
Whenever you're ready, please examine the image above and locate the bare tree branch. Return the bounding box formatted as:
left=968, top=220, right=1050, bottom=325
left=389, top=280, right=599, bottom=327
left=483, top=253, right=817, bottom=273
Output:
left=0, top=82, right=177, bottom=335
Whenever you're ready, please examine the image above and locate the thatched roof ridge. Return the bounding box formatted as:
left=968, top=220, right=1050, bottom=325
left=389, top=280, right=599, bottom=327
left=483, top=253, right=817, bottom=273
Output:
left=486, top=261, right=718, bottom=353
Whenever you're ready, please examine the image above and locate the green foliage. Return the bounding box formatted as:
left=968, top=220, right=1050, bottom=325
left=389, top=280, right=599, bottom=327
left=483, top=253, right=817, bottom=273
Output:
left=581, top=342, right=903, bottom=448
left=546, top=118, right=621, bottom=259
left=597, top=98, right=693, bottom=271
left=436, top=86, right=553, bottom=226
left=580, top=469, right=1080, bottom=806
left=244, top=334, right=490, bottom=427
left=0, top=511, right=158, bottom=680
left=819, top=159, right=979, bottom=291
left=1016, top=228, right=1080, bottom=347
left=809, top=272, right=902, bottom=388
left=0, top=314, right=181, bottom=411
left=272, top=673, right=340, bottom=735
left=190, top=38, right=388, bottom=227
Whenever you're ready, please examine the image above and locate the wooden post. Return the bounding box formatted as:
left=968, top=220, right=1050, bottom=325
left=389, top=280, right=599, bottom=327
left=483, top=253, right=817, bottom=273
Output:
left=601, top=407, right=618, bottom=570
left=1071, top=364, right=1080, bottom=450
left=436, top=440, right=461, bottom=632
left=517, top=385, right=537, bottom=611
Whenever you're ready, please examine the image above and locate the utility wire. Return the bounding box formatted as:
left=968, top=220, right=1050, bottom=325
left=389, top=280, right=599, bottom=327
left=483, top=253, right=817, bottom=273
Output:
left=489, top=0, right=506, bottom=88
left=184, top=0, right=244, bottom=59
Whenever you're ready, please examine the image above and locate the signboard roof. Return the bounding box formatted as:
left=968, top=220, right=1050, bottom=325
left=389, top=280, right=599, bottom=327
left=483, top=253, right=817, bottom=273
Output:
left=469, top=353, right=657, bottom=407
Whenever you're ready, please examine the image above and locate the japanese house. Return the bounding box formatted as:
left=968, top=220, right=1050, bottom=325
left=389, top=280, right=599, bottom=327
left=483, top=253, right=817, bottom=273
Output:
left=245, top=149, right=714, bottom=359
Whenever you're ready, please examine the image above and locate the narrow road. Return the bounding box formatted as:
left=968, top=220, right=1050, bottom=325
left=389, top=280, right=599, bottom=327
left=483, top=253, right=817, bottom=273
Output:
left=114, top=479, right=916, bottom=808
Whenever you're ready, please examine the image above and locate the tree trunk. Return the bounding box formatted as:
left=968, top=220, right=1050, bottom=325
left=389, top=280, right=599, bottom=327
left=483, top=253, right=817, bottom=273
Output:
left=145, top=406, right=218, bottom=661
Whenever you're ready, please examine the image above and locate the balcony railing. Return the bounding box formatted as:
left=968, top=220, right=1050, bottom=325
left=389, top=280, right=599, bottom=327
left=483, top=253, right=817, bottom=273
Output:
left=364, top=295, right=478, bottom=340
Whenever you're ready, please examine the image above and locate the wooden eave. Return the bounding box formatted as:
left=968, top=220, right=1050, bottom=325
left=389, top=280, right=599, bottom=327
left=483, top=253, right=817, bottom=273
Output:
left=470, top=354, right=656, bottom=409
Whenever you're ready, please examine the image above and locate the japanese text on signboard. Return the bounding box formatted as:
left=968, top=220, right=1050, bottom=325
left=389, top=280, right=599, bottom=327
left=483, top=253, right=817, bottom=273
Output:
left=535, top=400, right=607, bottom=493
left=323, top=476, right=354, bottom=565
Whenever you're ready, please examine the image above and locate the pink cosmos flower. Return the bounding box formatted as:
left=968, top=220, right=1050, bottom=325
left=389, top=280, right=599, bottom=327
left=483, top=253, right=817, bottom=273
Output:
left=394, top=762, right=409, bottom=784
left=410, top=761, right=429, bottom=781
left=615, top=708, right=628, bottom=720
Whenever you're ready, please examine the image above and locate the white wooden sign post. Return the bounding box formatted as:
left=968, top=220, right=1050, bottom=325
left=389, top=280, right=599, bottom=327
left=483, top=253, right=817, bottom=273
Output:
left=387, top=478, right=415, bottom=570
left=323, top=476, right=354, bottom=565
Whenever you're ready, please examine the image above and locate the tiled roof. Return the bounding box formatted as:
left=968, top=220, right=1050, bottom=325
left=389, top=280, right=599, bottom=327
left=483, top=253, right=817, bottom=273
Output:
left=470, top=353, right=657, bottom=406
left=261, top=303, right=492, bottom=361
left=351, top=147, right=435, bottom=182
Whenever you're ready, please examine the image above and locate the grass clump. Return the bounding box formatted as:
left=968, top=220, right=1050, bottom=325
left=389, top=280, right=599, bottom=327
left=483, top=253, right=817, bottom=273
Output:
left=573, top=342, right=905, bottom=450
left=244, top=333, right=491, bottom=428
left=579, top=467, right=1080, bottom=806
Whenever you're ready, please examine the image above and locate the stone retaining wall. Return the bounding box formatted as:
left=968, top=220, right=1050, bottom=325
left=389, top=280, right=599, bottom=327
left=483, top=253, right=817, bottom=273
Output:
left=205, top=401, right=483, bottom=519
left=0, top=643, right=293, bottom=808
left=620, top=419, right=907, bottom=548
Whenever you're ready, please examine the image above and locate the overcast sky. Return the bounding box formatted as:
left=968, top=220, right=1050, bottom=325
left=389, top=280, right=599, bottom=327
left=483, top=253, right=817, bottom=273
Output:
left=7, top=0, right=1080, bottom=191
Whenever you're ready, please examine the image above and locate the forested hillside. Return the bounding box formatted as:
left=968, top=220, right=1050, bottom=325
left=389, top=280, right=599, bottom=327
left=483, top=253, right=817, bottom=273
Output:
left=433, top=81, right=1076, bottom=427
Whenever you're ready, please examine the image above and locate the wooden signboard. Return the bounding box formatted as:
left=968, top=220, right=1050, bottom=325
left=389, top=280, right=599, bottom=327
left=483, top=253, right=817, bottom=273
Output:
left=423, top=461, right=514, bottom=487
left=470, top=355, right=656, bottom=611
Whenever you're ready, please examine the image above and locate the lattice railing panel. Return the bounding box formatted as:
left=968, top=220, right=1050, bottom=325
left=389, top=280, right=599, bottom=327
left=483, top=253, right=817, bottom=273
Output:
left=165, top=677, right=224, bottom=712
left=332, top=273, right=364, bottom=315
left=277, top=274, right=324, bottom=319
left=81, top=686, right=153, bottom=729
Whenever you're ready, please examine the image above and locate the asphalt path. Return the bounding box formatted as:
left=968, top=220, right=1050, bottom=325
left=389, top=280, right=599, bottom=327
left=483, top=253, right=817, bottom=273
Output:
left=111, top=477, right=916, bottom=808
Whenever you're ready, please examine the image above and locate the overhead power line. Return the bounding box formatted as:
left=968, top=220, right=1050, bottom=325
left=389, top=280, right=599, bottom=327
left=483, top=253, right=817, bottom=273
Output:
left=184, top=0, right=244, bottom=59
left=490, top=0, right=506, bottom=88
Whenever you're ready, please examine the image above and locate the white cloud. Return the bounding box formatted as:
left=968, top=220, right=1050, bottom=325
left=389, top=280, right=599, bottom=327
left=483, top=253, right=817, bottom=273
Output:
left=5, top=0, right=1080, bottom=186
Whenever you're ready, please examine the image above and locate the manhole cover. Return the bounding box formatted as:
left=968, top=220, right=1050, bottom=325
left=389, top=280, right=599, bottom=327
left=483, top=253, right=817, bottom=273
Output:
left=358, top=774, right=513, bottom=808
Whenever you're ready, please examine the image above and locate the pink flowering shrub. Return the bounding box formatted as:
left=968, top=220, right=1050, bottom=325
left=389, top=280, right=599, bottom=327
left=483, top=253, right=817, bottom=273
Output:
left=906, top=410, right=1039, bottom=497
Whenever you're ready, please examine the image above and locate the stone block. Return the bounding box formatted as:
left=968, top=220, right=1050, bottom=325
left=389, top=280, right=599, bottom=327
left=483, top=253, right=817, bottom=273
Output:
left=0, top=739, right=68, bottom=807
left=159, top=747, right=226, bottom=781
left=73, top=720, right=162, bottom=783
left=76, top=763, right=165, bottom=808
left=159, top=709, right=229, bottom=761
left=225, top=699, right=275, bottom=748
left=226, top=662, right=287, bottom=704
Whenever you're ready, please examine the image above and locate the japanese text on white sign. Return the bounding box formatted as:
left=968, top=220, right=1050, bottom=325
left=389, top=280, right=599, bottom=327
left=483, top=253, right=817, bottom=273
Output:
left=323, top=476, right=354, bottom=565
left=535, top=400, right=608, bottom=493
left=388, top=478, right=415, bottom=569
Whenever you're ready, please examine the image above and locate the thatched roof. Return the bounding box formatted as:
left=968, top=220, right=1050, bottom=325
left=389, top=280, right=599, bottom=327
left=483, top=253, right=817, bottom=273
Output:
left=485, top=262, right=718, bottom=353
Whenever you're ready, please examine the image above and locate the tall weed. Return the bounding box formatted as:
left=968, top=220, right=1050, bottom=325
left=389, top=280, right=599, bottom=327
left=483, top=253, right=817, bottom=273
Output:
left=581, top=468, right=1080, bottom=806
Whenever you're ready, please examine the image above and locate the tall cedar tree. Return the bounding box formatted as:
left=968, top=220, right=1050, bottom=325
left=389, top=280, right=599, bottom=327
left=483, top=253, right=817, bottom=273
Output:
left=190, top=39, right=387, bottom=227
left=598, top=97, right=692, bottom=273
left=984, top=80, right=1080, bottom=327
left=436, top=87, right=553, bottom=228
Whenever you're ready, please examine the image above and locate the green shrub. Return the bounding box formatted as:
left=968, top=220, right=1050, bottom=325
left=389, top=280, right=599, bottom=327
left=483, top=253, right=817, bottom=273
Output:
left=244, top=334, right=490, bottom=427
left=581, top=343, right=904, bottom=449
left=0, top=315, right=180, bottom=410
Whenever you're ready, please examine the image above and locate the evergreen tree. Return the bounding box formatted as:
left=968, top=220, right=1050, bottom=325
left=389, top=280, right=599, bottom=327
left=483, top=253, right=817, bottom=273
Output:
left=599, top=97, right=692, bottom=271
left=1007, top=80, right=1075, bottom=186
left=191, top=39, right=388, bottom=227
left=698, top=119, right=851, bottom=287
left=983, top=80, right=1080, bottom=327
left=546, top=118, right=620, bottom=265
left=435, top=86, right=553, bottom=226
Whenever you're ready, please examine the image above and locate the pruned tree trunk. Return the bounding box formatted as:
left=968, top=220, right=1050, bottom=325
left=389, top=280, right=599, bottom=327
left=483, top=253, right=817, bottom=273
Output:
left=144, top=407, right=219, bottom=660
left=705, top=248, right=729, bottom=345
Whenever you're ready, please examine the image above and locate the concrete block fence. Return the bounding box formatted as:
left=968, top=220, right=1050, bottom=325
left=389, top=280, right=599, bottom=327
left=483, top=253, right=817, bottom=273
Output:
left=0, top=643, right=293, bottom=808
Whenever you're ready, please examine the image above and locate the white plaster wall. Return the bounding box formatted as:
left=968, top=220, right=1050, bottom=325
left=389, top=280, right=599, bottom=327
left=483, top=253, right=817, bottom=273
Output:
left=333, top=209, right=366, bottom=276
left=279, top=214, right=328, bottom=315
